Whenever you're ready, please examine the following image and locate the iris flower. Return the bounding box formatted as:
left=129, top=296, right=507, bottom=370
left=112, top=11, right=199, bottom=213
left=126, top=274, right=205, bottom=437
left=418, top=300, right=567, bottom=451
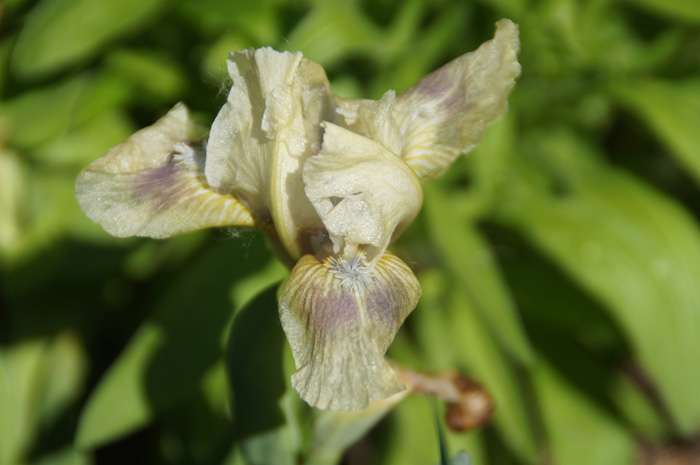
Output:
left=76, top=19, right=520, bottom=411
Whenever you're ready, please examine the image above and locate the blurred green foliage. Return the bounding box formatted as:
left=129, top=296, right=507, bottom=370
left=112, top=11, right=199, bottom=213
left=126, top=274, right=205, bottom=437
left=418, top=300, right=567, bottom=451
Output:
left=2, top=0, right=700, bottom=464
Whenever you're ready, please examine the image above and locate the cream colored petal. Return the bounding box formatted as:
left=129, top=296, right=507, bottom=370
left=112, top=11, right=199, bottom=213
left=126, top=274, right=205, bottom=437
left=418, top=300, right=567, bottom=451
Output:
left=303, top=123, right=422, bottom=264
left=75, top=103, right=254, bottom=238
left=205, top=47, right=335, bottom=259
left=334, top=90, right=403, bottom=155
left=279, top=252, right=421, bottom=411
left=393, top=19, right=520, bottom=181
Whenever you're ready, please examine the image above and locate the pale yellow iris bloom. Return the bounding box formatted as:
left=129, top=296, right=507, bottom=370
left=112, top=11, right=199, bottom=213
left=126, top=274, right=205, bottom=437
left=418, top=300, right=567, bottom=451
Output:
left=76, top=19, right=520, bottom=411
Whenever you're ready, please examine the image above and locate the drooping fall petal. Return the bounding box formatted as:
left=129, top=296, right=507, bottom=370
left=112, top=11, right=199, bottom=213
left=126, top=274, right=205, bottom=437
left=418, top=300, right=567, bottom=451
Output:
left=279, top=251, right=421, bottom=411
left=303, top=122, right=422, bottom=264
left=75, top=103, right=255, bottom=238
left=205, top=47, right=335, bottom=259
left=393, top=19, right=520, bottom=181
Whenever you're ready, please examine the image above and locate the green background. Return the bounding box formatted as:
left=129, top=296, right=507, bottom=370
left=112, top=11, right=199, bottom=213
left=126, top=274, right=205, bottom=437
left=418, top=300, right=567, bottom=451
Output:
left=1, top=0, right=700, bottom=463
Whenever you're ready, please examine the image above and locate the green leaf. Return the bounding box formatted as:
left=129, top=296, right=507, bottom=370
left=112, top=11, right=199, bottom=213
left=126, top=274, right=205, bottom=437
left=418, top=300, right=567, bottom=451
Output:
left=0, top=76, right=89, bottom=149
left=371, top=3, right=467, bottom=97
left=305, top=392, right=408, bottom=465
left=202, top=33, right=255, bottom=83
left=11, top=0, right=165, bottom=78
left=614, top=79, right=700, bottom=187
left=237, top=426, right=297, bottom=465
left=103, top=50, right=188, bottom=102
left=0, top=341, right=46, bottom=465
left=33, top=332, right=88, bottom=428
left=0, top=333, right=87, bottom=465
left=408, top=228, right=536, bottom=463
left=533, top=361, right=635, bottom=465
left=75, top=323, right=162, bottom=449
left=0, top=148, right=26, bottom=261
left=448, top=452, right=472, bottom=465
left=224, top=286, right=287, bottom=439
left=0, top=38, right=13, bottom=96
left=446, top=286, right=538, bottom=464
left=285, top=1, right=381, bottom=68
left=224, top=285, right=311, bottom=465
left=33, top=110, right=134, bottom=167
left=610, top=373, right=667, bottom=441
left=382, top=396, right=443, bottom=465
left=172, top=0, right=280, bottom=45
left=504, top=133, right=700, bottom=435
left=424, top=183, right=534, bottom=366
left=76, top=238, right=272, bottom=449
left=411, top=270, right=461, bottom=370
left=29, top=448, right=92, bottom=465
left=623, top=0, right=700, bottom=23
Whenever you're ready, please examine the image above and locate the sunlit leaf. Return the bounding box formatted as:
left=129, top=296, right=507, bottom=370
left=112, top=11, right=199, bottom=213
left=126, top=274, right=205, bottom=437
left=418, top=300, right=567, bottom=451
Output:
left=75, top=323, right=162, bottom=449
left=285, top=1, right=381, bottom=68
left=35, top=332, right=87, bottom=428
left=202, top=33, right=254, bottom=83
left=0, top=76, right=88, bottom=149
left=446, top=286, right=538, bottom=464
left=0, top=341, right=45, bottom=465
left=307, top=391, right=408, bottom=465
left=504, top=132, right=700, bottom=435
left=103, top=50, right=188, bottom=102
left=533, top=361, right=635, bottom=465
left=448, top=452, right=472, bottom=465
left=0, top=147, right=25, bottom=260
left=11, top=0, right=165, bottom=77
left=33, top=110, right=134, bottom=166
left=610, top=373, right=667, bottom=441
left=614, top=79, right=700, bottom=187
left=29, top=448, right=92, bottom=465
left=423, top=184, right=534, bottom=366
left=76, top=238, right=270, bottom=448
left=411, top=270, right=461, bottom=370
left=382, top=396, right=443, bottom=465
left=371, top=3, right=467, bottom=97
left=238, top=427, right=297, bottom=465
left=172, top=0, right=280, bottom=45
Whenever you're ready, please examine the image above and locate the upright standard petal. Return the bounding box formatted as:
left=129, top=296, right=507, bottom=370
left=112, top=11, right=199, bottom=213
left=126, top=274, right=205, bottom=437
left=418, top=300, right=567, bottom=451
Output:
left=303, top=123, right=422, bottom=264
left=393, top=19, right=520, bottom=181
left=279, top=251, right=421, bottom=411
left=206, top=48, right=335, bottom=259
left=75, top=103, right=255, bottom=238
left=334, top=90, right=403, bottom=156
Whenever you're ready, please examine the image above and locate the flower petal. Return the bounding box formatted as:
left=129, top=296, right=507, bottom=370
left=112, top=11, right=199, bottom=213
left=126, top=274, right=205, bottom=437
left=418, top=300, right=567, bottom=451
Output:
left=75, top=103, right=255, bottom=238
left=303, top=122, right=422, bottom=264
left=279, top=251, right=421, bottom=411
left=206, top=48, right=335, bottom=258
left=334, top=90, right=403, bottom=156
left=393, top=19, right=520, bottom=181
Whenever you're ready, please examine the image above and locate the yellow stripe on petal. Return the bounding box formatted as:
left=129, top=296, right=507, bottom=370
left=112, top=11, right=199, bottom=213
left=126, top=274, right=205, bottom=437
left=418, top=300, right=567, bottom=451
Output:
left=393, top=19, right=520, bottom=181
left=75, top=103, right=255, bottom=238
left=279, top=251, right=421, bottom=411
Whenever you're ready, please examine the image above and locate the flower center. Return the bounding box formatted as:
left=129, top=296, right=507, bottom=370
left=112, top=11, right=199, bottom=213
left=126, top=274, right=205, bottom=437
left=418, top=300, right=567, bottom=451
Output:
left=325, top=253, right=373, bottom=293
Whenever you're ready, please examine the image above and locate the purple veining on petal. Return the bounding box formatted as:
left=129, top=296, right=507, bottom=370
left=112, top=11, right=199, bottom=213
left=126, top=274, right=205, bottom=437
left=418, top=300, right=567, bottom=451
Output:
left=132, top=156, right=185, bottom=211
left=441, top=87, right=470, bottom=115
left=130, top=143, right=207, bottom=212
left=365, top=281, right=402, bottom=334
left=403, top=65, right=471, bottom=121
left=325, top=290, right=361, bottom=328
left=409, top=68, right=454, bottom=99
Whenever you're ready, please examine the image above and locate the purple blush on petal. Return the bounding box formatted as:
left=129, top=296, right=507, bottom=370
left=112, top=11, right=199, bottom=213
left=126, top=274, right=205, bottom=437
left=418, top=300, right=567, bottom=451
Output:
left=410, top=68, right=454, bottom=98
